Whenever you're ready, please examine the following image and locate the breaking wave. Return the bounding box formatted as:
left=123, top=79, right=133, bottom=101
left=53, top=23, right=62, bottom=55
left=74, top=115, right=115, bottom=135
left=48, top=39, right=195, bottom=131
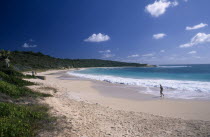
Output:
left=68, top=71, right=210, bottom=100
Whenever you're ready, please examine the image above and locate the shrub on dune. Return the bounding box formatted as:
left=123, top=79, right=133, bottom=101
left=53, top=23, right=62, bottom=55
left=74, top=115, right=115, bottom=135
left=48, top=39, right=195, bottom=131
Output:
left=0, top=71, right=34, bottom=87
left=0, top=81, right=51, bottom=98
left=0, top=102, right=52, bottom=137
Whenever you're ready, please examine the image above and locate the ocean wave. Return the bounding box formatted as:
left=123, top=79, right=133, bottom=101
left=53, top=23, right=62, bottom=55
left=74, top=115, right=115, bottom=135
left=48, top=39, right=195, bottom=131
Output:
left=68, top=71, right=210, bottom=99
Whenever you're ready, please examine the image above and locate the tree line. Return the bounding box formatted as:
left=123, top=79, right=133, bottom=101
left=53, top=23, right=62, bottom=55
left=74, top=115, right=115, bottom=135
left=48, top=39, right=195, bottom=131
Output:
left=0, top=50, right=151, bottom=71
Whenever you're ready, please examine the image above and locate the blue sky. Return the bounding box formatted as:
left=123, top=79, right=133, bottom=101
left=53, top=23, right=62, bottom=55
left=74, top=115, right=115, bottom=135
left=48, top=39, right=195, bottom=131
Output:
left=0, top=0, right=210, bottom=64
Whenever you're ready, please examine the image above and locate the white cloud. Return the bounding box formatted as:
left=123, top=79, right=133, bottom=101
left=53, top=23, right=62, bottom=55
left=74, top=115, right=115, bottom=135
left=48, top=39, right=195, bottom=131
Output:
left=22, top=43, right=37, bottom=48
left=145, top=0, right=178, bottom=17
left=171, top=1, right=179, bottom=6
left=99, top=50, right=111, bottom=53
left=179, top=43, right=192, bottom=48
left=153, top=33, right=166, bottom=39
left=193, top=56, right=201, bottom=59
left=128, top=54, right=139, bottom=58
left=160, top=50, right=165, bottom=52
left=99, top=50, right=115, bottom=58
left=186, top=23, right=208, bottom=30
left=188, top=51, right=197, bottom=54
left=142, top=53, right=154, bottom=57
left=84, top=33, right=110, bottom=42
left=180, top=33, right=210, bottom=48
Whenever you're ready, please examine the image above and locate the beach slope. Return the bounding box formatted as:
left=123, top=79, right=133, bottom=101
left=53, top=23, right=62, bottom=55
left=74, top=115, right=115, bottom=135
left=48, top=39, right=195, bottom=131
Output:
left=27, top=70, right=210, bottom=137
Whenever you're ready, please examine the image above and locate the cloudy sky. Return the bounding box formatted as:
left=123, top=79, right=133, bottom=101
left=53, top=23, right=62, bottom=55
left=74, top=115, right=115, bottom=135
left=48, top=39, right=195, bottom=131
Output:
left=0, top=0, right=210, bottom=64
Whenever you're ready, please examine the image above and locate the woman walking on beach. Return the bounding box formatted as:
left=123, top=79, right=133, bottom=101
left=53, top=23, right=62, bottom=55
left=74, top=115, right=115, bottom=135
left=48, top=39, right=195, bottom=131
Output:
left=160, top=84, right=164, bottom=97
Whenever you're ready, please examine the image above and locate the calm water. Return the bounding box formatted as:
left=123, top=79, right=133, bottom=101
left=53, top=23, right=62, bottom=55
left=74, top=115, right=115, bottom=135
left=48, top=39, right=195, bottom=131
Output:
left=69, top=64, right=210, bottom=99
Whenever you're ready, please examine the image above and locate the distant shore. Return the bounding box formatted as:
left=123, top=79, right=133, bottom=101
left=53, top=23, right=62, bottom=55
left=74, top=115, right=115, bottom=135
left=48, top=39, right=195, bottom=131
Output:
left=27, top=69, right=210, bottom=136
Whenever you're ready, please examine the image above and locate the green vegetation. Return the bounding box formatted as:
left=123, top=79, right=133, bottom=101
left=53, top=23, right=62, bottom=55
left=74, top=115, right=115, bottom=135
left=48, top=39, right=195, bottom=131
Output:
left=0, top=50, right=153, bottom=136
left=0, top=67, right=53, bottom=136
left=0, top=103, right=51, bottom=137
left=0, top=51, right=150, bottom=71
left=0, top=68, right=24, bottom=77
left=0, top=80, right=51, bottom=98
left=0, top=50, right=11, bottom=68
left=0, top=69, right=51, bottom=98
left=0, top=71, right=33, bottom=87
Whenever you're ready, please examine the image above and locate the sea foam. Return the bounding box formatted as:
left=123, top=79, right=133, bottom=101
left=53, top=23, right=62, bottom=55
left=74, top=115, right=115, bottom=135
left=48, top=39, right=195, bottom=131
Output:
left=68, top=71, right=210, bottom=100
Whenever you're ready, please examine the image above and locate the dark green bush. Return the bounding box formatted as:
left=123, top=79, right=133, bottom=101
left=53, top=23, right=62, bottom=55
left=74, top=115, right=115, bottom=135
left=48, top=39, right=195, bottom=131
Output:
left=0, top=103, right=49, bottom=122
left=0, top=68, right=24, bottom=77
left=0, top=81, right=52, bottom=98
left=24, top=74, right=36, bottom=79
left=0, top=62, right=54, bottom=136
left=0, top=103, right=51, bottom=137
left=0, top=71, right=34, bottom=87
left=0, top=117, right=32, bottom=137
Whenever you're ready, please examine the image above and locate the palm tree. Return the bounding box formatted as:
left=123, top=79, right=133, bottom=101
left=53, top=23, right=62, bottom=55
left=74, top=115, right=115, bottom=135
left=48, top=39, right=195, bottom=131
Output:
left=0, top=50, right=11, bottom=68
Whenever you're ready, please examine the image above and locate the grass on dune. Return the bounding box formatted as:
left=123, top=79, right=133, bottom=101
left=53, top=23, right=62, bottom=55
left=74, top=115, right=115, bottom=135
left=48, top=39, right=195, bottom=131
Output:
left=0, top=102, right=54, bottom=137
left=0, top=68, right=54, bottom=136
left=0, top=80, right=52, bottom=98
left=0, top=71, right=34, bottom=87
left=0, top=69, right=52, bottom=98
left=0, top=68, right=25, bottom=78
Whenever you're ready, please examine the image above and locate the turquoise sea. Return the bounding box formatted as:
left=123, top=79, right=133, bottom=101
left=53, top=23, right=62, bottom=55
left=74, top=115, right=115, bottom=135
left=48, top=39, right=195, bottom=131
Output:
left=69, top=64, right=210, bottom=99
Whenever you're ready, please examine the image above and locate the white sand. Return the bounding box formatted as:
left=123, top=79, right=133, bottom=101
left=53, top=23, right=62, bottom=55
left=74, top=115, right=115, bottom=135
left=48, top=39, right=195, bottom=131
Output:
left=26, top=69, right=210, bottom=137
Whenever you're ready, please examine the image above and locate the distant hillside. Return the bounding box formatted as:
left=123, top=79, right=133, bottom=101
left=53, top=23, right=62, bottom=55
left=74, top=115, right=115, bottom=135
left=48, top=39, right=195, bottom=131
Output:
left=1, top=51, right=152, bottom=71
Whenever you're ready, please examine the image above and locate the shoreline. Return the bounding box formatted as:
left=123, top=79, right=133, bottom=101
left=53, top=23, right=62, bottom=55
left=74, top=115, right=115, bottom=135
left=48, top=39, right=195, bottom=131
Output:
left=68, top=68, right=210, bottom=101
left=31, top=69, right=210, bottom=121
left=26, top=69, right=210, bottom=136
left=65, top=70, right=210, bottom=121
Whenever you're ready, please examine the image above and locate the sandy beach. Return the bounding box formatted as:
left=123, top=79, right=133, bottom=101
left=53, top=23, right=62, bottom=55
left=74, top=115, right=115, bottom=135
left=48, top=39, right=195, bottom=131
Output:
left=26, top=69, right=210, bottom=137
